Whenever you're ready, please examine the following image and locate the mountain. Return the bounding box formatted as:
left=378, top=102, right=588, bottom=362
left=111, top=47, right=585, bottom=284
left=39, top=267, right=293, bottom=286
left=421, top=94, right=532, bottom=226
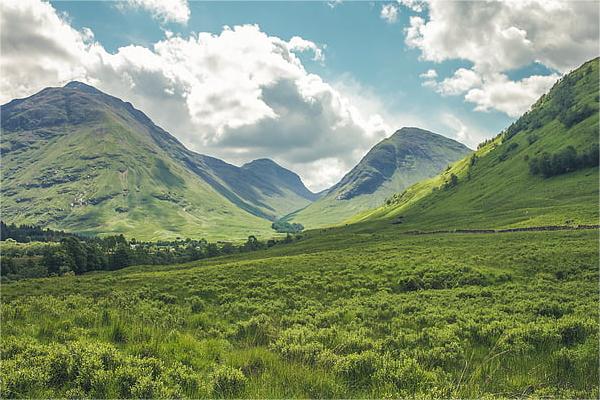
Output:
left=0, top=82, right=315, bottom=240
left=354, top=57, right=599, bottom=230
left=285, top=127, right=472, bottom=228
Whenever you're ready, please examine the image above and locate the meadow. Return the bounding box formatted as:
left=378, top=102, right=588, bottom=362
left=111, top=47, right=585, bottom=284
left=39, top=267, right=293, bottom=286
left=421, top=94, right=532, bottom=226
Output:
left=2, top=226, right=598, bottom=398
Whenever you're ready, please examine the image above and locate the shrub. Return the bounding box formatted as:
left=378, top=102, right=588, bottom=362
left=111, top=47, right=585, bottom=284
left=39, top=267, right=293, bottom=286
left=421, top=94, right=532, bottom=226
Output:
left=109, top=323, right=128, bottom=344
left=187, top=296, right=206, bottom=313
left=334, top=351, right=378, bottom=388
left=233, top=314, right=275, bottom=346
left=211, top=366, right=247, bottom=397
left=373, top=355, right=435, bottom=394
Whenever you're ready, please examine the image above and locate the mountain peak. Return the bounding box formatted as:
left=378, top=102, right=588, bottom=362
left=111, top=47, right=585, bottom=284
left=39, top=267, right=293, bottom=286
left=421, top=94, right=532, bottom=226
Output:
left=63, top=81, right=102, bottom=94
left=243, top=158, right=279, bottom=167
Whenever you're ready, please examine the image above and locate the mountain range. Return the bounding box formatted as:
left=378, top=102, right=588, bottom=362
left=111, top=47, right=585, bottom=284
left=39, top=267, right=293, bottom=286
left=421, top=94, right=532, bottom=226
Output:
left=2, top=58, right=597, bottom=240
left=0, top=82, right=318, bottom=240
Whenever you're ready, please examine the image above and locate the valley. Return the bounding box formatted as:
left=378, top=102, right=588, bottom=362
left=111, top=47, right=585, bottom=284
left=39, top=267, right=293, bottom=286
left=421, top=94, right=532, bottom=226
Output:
left=0, top=14, right=598, bottom=398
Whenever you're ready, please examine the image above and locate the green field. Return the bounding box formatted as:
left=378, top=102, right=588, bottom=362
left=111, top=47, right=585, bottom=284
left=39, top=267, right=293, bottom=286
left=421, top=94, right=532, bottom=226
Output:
left=2, top=226, right=598, bottom=398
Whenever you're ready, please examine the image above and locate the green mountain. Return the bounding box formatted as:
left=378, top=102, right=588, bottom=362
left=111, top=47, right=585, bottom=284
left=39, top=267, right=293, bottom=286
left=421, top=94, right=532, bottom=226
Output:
left=0, top=82, right=315, bottom=240
left=354, top=57, right=599, bottom=229
left=286, top=127, right=472, bottom=228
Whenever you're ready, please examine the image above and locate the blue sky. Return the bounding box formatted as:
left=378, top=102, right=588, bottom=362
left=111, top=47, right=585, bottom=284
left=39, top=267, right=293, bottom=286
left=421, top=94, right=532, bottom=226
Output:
left=3, top=1, right=597, bottom=190
left=54, top=0, right=512, bottom=142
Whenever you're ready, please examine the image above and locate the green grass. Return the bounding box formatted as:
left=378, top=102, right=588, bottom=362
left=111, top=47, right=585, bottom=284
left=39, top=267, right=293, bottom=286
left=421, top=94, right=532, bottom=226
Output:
left=2, top=228, right=598, bottom=398
left=352, top=58, right=599, bottom=231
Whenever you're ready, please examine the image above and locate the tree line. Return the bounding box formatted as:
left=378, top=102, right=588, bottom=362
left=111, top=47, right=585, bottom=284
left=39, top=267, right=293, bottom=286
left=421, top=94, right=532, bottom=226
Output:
left=1, top=222, right=299, bottom=281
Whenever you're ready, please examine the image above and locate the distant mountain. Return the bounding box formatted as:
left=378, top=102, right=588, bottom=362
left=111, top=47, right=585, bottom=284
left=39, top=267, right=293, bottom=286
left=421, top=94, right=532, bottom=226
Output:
left=286, top=127, right=472, bottom=227
left=355, top=57, right=599, bottom=229
left=0, top=82, right=315, bottom=239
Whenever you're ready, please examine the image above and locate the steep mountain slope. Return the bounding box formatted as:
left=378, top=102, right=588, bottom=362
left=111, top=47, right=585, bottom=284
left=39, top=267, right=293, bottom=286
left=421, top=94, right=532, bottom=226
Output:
left=241, top=158, right=319, bottom=216
left=354, top=57, right=599, bottom=229
left=0, top=82, right=314, bottom=239
left=286, top=127, right=471, bottom=227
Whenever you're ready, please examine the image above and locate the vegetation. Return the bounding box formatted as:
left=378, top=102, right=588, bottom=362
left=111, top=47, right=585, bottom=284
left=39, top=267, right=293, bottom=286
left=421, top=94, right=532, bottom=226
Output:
left=2, top=229, right=597, bottom=398
left=1, top=223, right=299, bottom=281
left=529, top=145, right=599, bottom=177
left=271, top=220, right=304, bottom=233
left=286, top=127, right=471, bottom=229
left=0, top=221, right=85, bottom=243
left=353, top=58, right=599, bottom=230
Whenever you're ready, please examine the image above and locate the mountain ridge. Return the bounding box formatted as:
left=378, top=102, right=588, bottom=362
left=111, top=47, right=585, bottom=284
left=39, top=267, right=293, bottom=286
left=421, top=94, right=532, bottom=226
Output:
left=285, top=126, right=472, bottom=228
left=0, top=82, right=317, bottom=239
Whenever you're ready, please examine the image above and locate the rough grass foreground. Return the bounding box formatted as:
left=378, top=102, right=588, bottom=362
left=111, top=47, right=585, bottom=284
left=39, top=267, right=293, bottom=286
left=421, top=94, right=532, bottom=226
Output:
left=1, top=230, right=598, bottom=398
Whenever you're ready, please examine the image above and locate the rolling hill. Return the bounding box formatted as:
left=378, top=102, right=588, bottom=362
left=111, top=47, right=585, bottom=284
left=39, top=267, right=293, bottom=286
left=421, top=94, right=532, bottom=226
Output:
left=0, top=82, right=316, bottom=240
left=286, top=127, right=472, bottom=228
left=353, top=57, right=599, bottom=230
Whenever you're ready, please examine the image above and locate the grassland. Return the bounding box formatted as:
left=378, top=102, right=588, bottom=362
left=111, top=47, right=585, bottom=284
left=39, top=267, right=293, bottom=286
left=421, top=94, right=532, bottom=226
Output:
left=2, top=225, right=598, bottom=398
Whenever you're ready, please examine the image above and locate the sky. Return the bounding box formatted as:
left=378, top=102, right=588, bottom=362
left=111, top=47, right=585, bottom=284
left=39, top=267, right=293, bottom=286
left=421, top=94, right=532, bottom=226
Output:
left=1, top=1, right=598, bottom=191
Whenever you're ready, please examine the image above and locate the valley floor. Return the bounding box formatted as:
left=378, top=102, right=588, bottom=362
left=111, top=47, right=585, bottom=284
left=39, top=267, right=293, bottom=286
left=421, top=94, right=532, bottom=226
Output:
left=2, top=228, right=598, bottom=398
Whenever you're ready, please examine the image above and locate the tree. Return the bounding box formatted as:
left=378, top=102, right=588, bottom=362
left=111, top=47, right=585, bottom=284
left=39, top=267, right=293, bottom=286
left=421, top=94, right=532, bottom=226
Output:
left=109, top=245, right=131, bottom=270
left=61, top=237, right=87, bottom=274
left=244, top=235, right=263, bottom=251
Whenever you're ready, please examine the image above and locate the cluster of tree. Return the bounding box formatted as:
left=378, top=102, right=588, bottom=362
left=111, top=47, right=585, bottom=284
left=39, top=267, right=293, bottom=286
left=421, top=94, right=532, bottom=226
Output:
left=529, top=145, right=599, bottom=178
left=0, top=221, right=83, bottom=243
left=442, top=173, right=459, bottom=190
left=271, top=220, right=304, bottom=233
left=2, top=227, right=299, bottom=281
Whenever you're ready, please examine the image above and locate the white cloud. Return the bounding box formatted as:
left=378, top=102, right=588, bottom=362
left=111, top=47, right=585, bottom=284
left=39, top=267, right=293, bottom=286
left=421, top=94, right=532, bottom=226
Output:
left=464, top=73, right=559, bottom=118
left=408, top=0, right=599, bottom=117
left=0, top=0, right=92, bottom=102
left=419, top=69, right=437, bottom=79
left=327, top=0, right=343, bottom=9
left=397, top=0, right=426, bottom=13
left=289, top=36, right=324, bottom=62
left=440, top=113, right=487, bottom=149
left=0, top=0, right=396, bottom=192
left=380, top=3, right=399, bottom=24
left=436, top=68, right=482, bottom=96
left=120, top=0, right=190, bottom=25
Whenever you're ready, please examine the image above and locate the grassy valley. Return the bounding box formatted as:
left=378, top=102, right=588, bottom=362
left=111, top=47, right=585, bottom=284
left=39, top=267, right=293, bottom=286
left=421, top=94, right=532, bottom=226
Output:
left=1, top=48, right=598, bottom=400
left=2, top=227, right=598, bottom=398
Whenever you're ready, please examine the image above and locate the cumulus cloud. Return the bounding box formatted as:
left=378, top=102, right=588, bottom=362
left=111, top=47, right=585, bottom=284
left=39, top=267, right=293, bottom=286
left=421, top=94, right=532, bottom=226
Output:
left=464, top=73, right=559, bottom=118
left=0, top=0, right=394, bottom=191
left=397, top=0, right=426, bottom=13
left=436, top=68, right=482, bottom=96
left=0, top=0, right=92, bottom=102
left=288, top=36, right=324, bottom=62
left=407, top=0, right=599, bottom=117
left=119, top=0, right=190, bottom=25
left=419, top=69, right=437, bottom=79
left=380, top=4, right=399, bottom=24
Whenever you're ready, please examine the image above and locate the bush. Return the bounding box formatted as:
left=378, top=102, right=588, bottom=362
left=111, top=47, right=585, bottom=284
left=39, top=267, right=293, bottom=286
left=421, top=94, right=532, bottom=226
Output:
left=211, top=366, right=247, bottom=397
left=233, top=314, right=275, bottom=346
left=186, top=296, right=206, bottom=313
left=334, top=351, right=378, bottom=387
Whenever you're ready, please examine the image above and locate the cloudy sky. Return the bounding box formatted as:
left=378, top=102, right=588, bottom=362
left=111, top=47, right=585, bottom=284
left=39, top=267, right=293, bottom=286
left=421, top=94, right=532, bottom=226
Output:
left=1, top=1, right=598, bottom=191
